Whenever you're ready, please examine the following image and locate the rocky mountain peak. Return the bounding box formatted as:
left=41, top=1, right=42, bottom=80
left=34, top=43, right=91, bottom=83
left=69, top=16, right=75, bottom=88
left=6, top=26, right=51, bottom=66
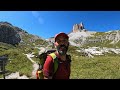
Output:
left=72, top=22, right=87, bottom=33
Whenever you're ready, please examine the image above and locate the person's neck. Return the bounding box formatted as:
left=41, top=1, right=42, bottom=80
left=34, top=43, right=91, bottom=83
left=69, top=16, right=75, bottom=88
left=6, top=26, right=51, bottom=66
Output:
left=55, top=51, right=67, bottom=61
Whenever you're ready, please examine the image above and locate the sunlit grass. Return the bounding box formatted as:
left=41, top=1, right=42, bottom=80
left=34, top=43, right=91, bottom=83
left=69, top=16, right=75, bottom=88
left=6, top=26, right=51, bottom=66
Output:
left=70, top=55, right=120, bottom=79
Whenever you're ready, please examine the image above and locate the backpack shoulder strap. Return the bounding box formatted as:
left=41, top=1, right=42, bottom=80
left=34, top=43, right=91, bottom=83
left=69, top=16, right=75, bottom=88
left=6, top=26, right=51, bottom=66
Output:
left=49, top=53, right=58, bottom=74
left=66, top=54, right=71, bottom=63
left=49, top=53, right=57, bottom=60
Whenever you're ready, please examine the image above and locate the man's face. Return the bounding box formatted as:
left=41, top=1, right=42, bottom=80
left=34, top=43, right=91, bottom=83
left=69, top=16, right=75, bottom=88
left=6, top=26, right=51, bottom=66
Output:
left=55, top=36, right=69, bottom=55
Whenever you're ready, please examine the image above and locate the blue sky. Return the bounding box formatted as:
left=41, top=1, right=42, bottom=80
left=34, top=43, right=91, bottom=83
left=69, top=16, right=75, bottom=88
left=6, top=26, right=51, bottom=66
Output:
left=0, top=11, right=120, bottom=39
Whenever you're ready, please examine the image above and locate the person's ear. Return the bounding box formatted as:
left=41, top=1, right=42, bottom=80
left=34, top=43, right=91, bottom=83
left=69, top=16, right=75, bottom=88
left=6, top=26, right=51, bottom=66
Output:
left=54, top=42, right=56, bottom=46
left=54, top=43, right=57, bottom=48
left=54, top=42, right=57, bottom=47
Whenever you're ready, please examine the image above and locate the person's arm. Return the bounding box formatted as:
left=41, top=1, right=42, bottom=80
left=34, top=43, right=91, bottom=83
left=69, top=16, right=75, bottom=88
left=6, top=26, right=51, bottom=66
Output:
left=43, top=56, right=54, bottom=79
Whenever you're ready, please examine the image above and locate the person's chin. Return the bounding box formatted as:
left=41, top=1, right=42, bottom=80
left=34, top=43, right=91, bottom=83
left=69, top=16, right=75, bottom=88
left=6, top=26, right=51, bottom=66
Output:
left=59, top=51, right=67, bottom=55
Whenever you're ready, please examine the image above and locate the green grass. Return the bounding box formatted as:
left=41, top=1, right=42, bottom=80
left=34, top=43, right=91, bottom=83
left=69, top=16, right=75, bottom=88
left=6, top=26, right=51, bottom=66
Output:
left=5, top=53, right=33, bottom=77
left=0, top=42, right=120, bottom=79
left=68, top=46, right=120, bottom=79
left=0, top=43, right=33, bottom=78
left=70, top=55, right=120, bottom=79
left=0, top=43, right=120, bottom=79
left=82, top=39, right=115, bottom=48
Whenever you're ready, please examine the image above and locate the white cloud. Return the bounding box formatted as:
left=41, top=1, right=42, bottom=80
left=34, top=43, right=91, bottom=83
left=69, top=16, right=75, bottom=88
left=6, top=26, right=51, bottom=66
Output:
left=38, top=17, right=44, bottom=24
left=31, top=11, right=44, bottom=24
left=31, top=11, right=39, bottom=18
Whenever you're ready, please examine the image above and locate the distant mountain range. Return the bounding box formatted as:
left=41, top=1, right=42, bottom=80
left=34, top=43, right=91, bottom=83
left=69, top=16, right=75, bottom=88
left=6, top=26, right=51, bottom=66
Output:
left=0, top=21, right=120, bottom=48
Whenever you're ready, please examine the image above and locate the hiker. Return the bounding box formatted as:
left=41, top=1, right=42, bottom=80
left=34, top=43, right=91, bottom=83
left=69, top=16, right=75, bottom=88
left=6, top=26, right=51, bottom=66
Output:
left=43, top=32, right=71, bottom=79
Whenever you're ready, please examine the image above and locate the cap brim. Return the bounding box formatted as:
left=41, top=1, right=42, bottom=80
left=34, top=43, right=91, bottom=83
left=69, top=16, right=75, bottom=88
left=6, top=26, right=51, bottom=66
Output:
left=55, top=33, right=69, bottom=41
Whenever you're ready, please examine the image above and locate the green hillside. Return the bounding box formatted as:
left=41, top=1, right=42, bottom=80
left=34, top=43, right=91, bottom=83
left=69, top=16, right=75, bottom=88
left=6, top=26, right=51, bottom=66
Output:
left=0, top=34, right=49, bottom=78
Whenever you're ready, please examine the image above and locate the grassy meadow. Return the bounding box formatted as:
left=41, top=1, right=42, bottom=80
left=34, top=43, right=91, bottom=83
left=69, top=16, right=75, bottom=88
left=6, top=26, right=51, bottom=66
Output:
left=67, top=45, right=120, bottom=79
left=70, top=53, right=120, bottom=79
left=0, top=42, right=120, bottom=79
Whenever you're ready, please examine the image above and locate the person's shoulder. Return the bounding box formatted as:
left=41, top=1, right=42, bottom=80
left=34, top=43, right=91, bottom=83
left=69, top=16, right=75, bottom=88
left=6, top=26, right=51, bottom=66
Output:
left=46, top=55, right=54, bottom=62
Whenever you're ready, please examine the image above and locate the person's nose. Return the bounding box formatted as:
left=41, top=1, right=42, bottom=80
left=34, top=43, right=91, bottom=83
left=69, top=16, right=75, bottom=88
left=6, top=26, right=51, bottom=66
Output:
left=60, top=40, right=65, bottom=45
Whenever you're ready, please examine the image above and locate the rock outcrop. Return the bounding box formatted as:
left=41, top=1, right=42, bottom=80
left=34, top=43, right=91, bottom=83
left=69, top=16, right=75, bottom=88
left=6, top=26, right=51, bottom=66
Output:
left=72, top=22, right=87, bottom=33
left=0, top=22, right=21, bottom=45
